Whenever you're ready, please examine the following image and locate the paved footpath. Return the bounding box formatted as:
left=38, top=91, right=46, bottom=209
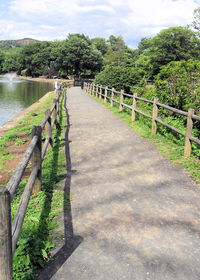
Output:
left=38, top=87, right=200, bottom=280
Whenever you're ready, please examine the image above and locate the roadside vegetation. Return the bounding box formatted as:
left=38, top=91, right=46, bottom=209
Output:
left=0, top=91, right=67, bottom=279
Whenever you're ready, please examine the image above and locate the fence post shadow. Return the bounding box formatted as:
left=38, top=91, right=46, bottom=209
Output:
left=36, top=90, right=83, bottom=280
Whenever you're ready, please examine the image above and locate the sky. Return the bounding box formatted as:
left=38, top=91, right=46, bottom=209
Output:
left=0, top=0, right=200, bottom=48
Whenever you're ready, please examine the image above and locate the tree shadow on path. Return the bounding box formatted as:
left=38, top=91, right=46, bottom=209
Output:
left=36, top=90, right=83, bottom=280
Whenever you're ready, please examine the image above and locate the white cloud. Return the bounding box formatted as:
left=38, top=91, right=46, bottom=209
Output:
left=124, top=0, right=197, bottom=26
left=10, top=0, right=114, bottom=18
left=1, top=0, right=199, bottom=47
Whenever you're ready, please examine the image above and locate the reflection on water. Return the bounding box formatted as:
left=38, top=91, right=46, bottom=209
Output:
left=0, top=77, right=54, bottom=126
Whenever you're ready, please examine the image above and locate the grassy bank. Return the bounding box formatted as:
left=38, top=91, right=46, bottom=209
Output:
left=87, top=93, right=200, bottom=185
left=0, top=91, right=67, bottom=279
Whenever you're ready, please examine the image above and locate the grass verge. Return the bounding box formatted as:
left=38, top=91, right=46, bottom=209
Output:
left=0, top=91, right=67, bottom=279
left=88, top=93, right=200, bottom=185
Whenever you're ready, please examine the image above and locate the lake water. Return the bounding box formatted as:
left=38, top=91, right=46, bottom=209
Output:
left=0, top=77, right=54, bottom=126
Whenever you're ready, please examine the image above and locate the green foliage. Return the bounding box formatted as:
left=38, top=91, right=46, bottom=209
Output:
left=0, top=92, right=55, bottom=177
left=2, top=49, right=22, bottom=72
left=95, top=66, right=145, bottom=92
left=104, top=35, right=136, bottom=67
left=14, top=139, right=27, bottom=146
left=135, top=26, right=200, bottom=78
left=91, top=37, right=108, bottom=55
left=19, top=41, right=52, bottom=77
left=191, top=8, right=200, bottom=35
left=1, top=34, right=103, bottom=77
left=63, top=34, right=103, bottom=76
left=154, top=59, right=200, bottom=114
left=9, top=91, right=67, bottom=279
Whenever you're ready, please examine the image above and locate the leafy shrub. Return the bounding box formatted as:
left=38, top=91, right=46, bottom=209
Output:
left=154, top=59, right=200, bottom=114
left=94, top=66, right=145, bottom=92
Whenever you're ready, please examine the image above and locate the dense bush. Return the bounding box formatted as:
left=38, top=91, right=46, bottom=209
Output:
left=154, top=59, right=200, bottom=114
left=94, top=66, right=145, bottom=92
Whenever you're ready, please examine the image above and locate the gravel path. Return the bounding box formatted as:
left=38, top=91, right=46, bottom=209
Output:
left=38, top=87, right=200, bottom=280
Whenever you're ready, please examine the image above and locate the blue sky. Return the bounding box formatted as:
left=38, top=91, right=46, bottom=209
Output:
left=0, top=0, right=200, bottom=48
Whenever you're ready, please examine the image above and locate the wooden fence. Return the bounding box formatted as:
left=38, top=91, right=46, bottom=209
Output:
left=84, top=83, right=200, bottom=158
left=0, top=82, right=68, bottom=280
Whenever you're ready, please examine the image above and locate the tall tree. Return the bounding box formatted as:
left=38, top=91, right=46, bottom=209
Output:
left=2, top=49, right=21, bottom=73
left=19, top=41, right=52, bottom=76
left=155, top=59, right=200, bottom=113
left=136, top=26, right=200, bottom=78
left=104, top=35, right=134, bottom=67
left=192, top=8, right=200, bottom=35
left=61, top=34, right=103, bottom=77
left=91, top=37, right=108, bottom=56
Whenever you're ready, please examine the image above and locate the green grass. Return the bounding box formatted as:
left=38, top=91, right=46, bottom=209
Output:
left=88, top=92, right=200, bottom=185
left=0, top=90, right=68, bottom=279
left=0, top=92, right=55, bottom=174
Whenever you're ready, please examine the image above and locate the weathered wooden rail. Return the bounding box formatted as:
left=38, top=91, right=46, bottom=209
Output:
left=0, top=82, right=69, bottom=280
left=84, top=83, right=200, bottom=158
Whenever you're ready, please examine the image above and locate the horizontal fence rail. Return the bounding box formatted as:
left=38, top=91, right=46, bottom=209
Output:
left=84, top=82, right=200, bottom=158
left=0, top=81, right=71, bottom=280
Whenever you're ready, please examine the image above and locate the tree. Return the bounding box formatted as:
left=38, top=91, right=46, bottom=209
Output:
left=137, top=37, right=153, bottom=54
left=192, top=8, right=200, bottom=35
left=19, top=41, right=52, bottom=76
left=154, top=59, right=200, bottom=113
left=136, top=26, right=200, bottom=78
left=134, top=52, right=153, bottom=83
left=104, top=35, right=129, bottom=67
left=61, top=34, right=103, bottom=77
left=91, top=37, right=108, bottom=55
left=103, top=35, right=137, bottom=67
left=2, top=50, right=21, bottom=73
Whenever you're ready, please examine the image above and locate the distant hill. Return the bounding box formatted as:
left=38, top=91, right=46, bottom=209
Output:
left=0, top=38, right=38, bottom=51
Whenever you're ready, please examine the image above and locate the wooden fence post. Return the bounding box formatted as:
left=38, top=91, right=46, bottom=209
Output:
left=55, top=89, right=58, bottom=98
left=52, top=99, right=57, bottom=127
left=99, top=85, right=102, bottom=99
left=111, top=88, right=114, bottom=107
left=152, top=98, right=158, bottom=134
left=45, top=109, right=52, bottom=145
left=92, top=84, right=95, bottom=96
left=0, top=188, right=12, bottom=280
left=119, top=90, right=124, bottom=111
left=90, top=84, right=92, bottom=95
left=104, top=86, right=108, bottom=103
left=132, top=93, right=137, bottom=121
left=32, top=126, right=42, bottom=194
left=57, top=91, right=61, bottom=115
left=184, top=108, right=194, bottom=157
left=96, top=85, right=98, bottom=97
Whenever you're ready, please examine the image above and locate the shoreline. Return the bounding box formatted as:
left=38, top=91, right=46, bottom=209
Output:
left=20, top=76, right=73, bottom=84
left=0, top=90, right=54, bottom=138
left=0, top=77, right=73, bottom=138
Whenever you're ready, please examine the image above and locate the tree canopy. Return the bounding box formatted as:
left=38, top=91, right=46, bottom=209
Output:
left=0, top=34, right=103, bottom=78
left=0, top=21, right=200, bottom=118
